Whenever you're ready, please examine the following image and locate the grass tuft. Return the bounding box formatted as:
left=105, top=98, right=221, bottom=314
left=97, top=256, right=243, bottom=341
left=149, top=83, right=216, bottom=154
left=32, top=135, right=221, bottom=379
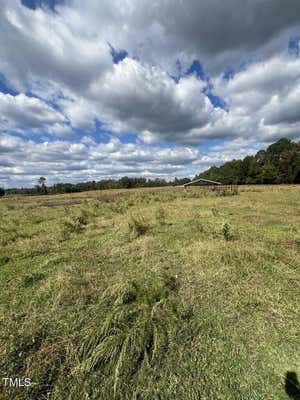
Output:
left=61, top=209, right=90, bottom=238
left=76, top=273, right=181, bottom=396
left=23, top=273, right=46, bottom=287
left=222, top=222, right=234, bottom=241
left=128, top=216, right=150, bottom=237
left=155, top=207, right=167, bottom=226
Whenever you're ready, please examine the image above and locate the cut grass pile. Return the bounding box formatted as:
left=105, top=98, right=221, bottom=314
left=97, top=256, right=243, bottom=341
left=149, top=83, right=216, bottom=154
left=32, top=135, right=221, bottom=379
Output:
left=0, top=186, right=299, bottom=399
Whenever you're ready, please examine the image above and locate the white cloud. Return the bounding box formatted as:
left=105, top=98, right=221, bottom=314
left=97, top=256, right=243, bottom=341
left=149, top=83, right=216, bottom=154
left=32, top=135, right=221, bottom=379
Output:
left=60, top=0, right=300, bottom=74
left=0, top=0, right=112, bottom=92
left=0, top=92, right=66, bottom=131
left=211, top=55, right=300, bottom=143
left=88, top=58, right=213, bottom=139
left=47, top=123, right=73, bottom=136
left=58, top=97, right=96, bottom=131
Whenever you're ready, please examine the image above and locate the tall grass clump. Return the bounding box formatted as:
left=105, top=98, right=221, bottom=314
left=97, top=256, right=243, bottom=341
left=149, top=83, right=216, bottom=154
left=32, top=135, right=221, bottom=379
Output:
left=215, top=187, right=239, bottom=197
left=155, top=207, right=167, bottom=226
left=222, top=222, right=233, bottom=241
left=1, top=307, right=70, bottom=400
left=211, top=206, right=219, bottom=217
left=128, top=216, right=150, bottom=237
left=74, top=272, right=182, bottom=397
left=61, top=209, right=90, bottom=238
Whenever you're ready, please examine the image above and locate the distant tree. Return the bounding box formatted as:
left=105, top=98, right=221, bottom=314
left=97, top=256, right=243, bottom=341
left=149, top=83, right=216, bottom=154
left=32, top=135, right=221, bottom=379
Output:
left=0, top=187, right=5, bottom=197
left=173, top=177, right=191, bottom=186
left=120, top=176, right=133, bottom=189
left=37, top=177, right=47, bottom=194
left=38, top=176, right=46, bottom=186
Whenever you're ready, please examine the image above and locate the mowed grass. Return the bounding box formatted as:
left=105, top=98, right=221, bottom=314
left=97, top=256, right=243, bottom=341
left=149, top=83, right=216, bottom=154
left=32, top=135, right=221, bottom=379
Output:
left=0, top=186, right=299, bottom=399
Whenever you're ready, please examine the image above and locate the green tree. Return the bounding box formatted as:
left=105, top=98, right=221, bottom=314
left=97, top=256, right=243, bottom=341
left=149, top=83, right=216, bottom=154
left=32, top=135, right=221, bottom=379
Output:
left=259, top=163, right=277, bottom=184
left=196, top=138, right=300, bottom=185
left=37, top=177, right=47, bottom=194
left=120, top=176, right=133, bottom=189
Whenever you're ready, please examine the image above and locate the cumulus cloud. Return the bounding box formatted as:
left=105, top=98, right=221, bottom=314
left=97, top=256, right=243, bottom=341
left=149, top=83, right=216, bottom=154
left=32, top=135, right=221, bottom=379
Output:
left=88, top=59, right=214, bottom=139
left=213, top=55, right=300, bottom=142
left=0, top=92, right=66, bottom=132
left=61, top=0, right=300, bottom=73
left=58, top=97, right=97, bottom=131
left=0, top=0, right=112, bottom=92
left=262, top=85, right=300, bottom=126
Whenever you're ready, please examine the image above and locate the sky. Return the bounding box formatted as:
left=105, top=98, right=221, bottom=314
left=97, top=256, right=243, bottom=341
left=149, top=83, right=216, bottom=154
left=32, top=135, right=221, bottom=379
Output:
left=0, top=0, right=300, bottom=188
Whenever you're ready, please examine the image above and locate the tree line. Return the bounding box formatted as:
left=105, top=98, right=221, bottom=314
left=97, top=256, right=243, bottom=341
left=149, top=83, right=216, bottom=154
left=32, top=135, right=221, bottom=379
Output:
left=2, top=177, right=191, bottom=196
left=196, top=138, right=300, bottom=185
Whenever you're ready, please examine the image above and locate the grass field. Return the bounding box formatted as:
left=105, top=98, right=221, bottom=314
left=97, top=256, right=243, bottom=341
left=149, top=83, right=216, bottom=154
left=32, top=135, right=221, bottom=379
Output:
left=0, top=185, right=299, bottom=399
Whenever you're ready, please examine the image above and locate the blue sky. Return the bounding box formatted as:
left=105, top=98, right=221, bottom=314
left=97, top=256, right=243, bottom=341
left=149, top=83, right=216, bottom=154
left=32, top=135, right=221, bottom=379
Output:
left=0, top=0, right=300, bottom=187
left=21, top=0, right=63, bottom=10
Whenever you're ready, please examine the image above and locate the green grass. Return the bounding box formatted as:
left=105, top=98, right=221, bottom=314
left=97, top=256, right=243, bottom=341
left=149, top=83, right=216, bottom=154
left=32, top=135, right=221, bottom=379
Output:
left=0, top=186, right=299, bottom=399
